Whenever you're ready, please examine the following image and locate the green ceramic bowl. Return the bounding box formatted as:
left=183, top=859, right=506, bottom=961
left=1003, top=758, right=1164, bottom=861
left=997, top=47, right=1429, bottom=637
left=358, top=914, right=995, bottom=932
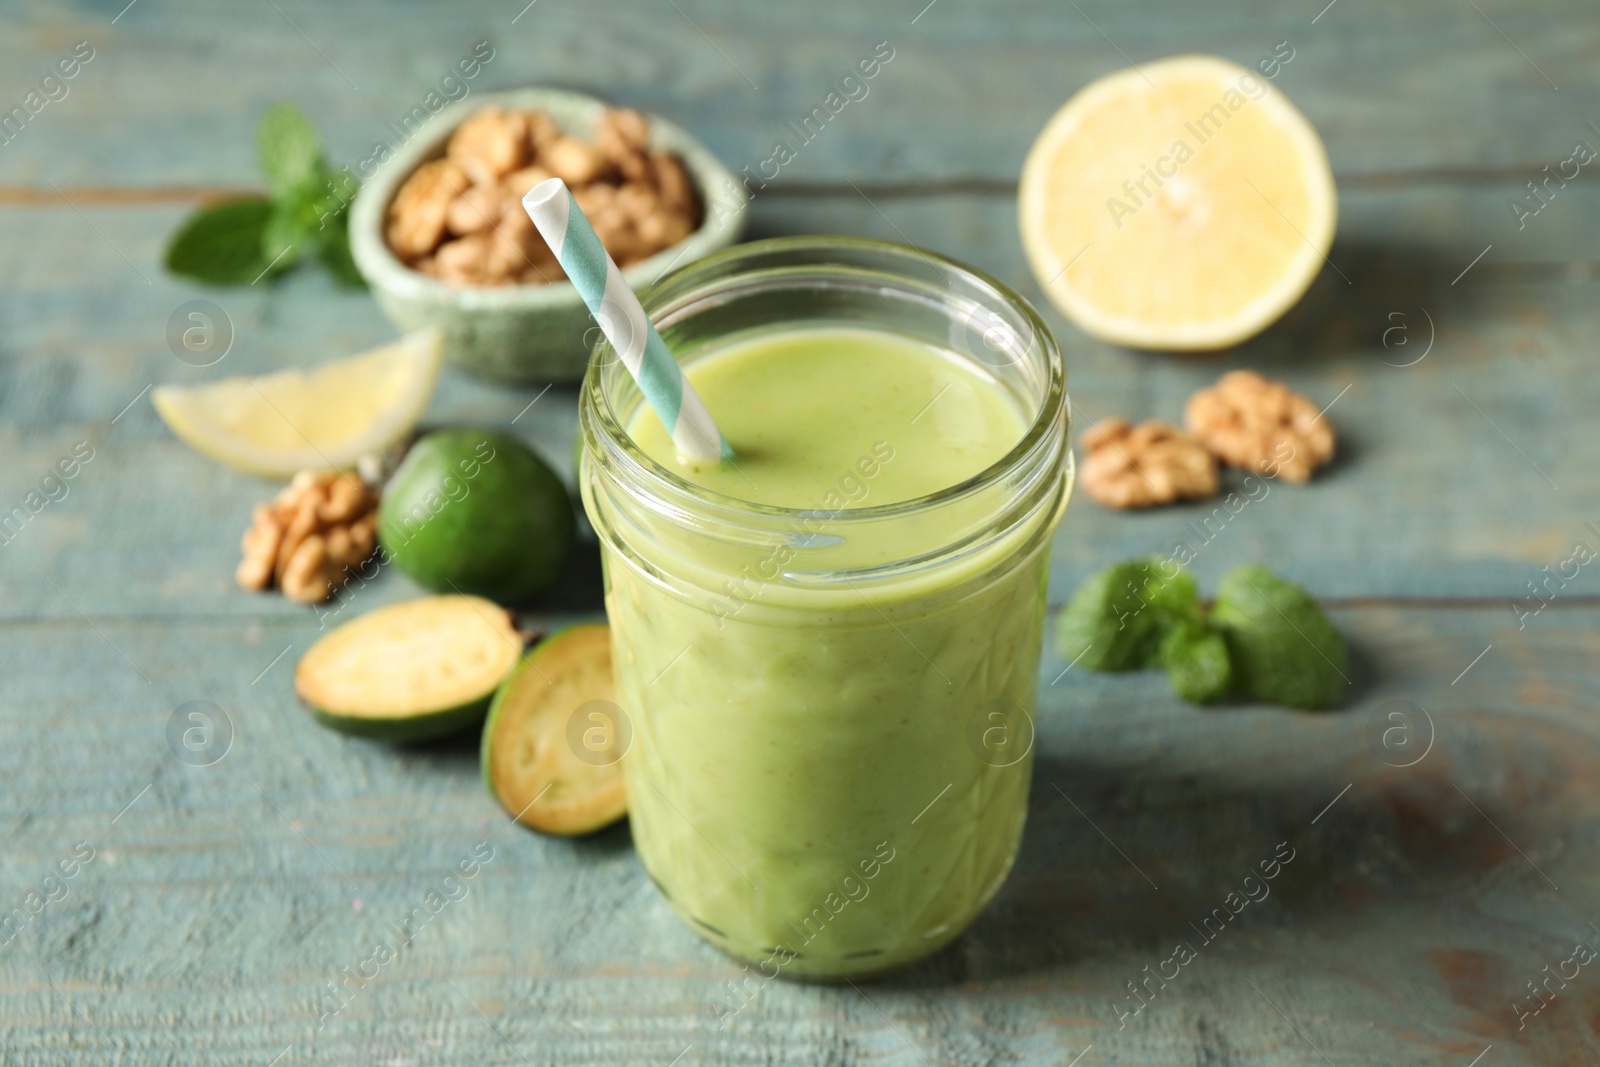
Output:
left=349, top=87, right=748, bottom=384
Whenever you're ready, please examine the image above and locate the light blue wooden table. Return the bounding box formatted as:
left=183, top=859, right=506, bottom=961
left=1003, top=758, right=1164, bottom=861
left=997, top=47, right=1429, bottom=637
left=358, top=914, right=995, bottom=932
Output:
left=2, top=1, right=1598, bottom=1063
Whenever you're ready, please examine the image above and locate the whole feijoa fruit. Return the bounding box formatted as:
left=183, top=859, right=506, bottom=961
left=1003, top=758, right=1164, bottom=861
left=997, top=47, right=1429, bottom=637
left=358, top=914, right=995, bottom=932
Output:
left=379, top=429, right=574, bottom=603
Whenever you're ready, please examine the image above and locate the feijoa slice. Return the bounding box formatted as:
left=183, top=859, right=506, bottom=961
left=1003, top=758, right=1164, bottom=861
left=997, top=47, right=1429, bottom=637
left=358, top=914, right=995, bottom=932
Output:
left=295, top=595, right=522, bottom=741
left=481, top=623, right=627, bottom=836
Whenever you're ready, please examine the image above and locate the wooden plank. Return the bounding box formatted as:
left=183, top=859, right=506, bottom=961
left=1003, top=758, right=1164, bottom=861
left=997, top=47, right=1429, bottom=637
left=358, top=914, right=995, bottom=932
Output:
left=1, top=3, right=1591, bottom=1065
left=1, top=604, right=1594, bottom=1064
left=0, top=0, right=1592, bottom=190
left=0, top=183, right=1594, bottom=618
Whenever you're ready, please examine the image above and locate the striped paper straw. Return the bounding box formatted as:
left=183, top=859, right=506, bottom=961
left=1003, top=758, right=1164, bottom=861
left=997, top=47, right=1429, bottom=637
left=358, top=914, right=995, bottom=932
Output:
left=522, top=178, right=731, bottom=464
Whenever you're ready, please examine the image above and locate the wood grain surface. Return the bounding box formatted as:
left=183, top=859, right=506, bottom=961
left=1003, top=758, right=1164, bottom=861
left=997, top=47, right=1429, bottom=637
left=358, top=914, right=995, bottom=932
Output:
left=1, top=0, right=1596, bottom=1064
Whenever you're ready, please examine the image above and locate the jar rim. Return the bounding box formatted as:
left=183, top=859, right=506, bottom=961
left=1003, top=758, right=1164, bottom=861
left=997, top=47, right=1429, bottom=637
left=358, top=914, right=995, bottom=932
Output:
left=581, top=235, right=1069, bottom=526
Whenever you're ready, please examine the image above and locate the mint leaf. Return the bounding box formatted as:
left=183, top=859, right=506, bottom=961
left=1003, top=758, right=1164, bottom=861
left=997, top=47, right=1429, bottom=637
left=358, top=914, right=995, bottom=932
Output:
left=317, top=163, right=360, bottom=215
left=262, top=197, right=309, bottom=273
left=1058, top=559, right=1199, bottom=671
left=1160, top=619, right=1232, bottom=704
left=302, top=166, right=363, bottom=286
left=257, top=103, right=323, bottom=198
left=267, top=170, right=327, bottom=253
left=1142, top=563, right=1198, bottom=618
left=268, top=167, right=363, bottom=275
left=164, top=199, right=278, bottom=285
left=317, top=218, right=366, bottom=288
left=167, top=107, right=357, bottom=288
left=1211, top=564, right=1346, bottom=709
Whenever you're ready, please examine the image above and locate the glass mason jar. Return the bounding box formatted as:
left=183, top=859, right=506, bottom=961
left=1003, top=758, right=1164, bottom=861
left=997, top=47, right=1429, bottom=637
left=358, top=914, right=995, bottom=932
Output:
left=579, top=237, right=1071, bottom=980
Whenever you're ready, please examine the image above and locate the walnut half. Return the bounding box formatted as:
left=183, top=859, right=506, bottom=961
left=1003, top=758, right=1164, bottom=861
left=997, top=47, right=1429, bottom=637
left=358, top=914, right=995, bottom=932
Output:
left=236, top=471, right=379, bottom=604
left=1079, top=418, right=1219, bottom=509
left=1185, top=370, right=1335, bottom=482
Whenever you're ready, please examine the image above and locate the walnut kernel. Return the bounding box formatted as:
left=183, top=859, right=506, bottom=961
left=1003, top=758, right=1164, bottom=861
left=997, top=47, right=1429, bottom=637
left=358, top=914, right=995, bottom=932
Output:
left=447, top=106, right=529, bottom=184
left=1079, top=418, right=1220, bottom=509
left=386, top=159, right=470, bottom=260
left=385, top=105, right=702, bottom=286
left=1185, top=370, right=1335, bottom=482
left=542, top=136, right=609, bottom=186
left=236, top=471, right=380, bottom=604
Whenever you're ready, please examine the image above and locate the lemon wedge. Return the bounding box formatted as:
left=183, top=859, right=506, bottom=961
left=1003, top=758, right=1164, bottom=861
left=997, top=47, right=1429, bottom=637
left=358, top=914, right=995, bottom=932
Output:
left=152, top=329, right=443, bottom=478
left=1020, top=55, right=1336, bottom=350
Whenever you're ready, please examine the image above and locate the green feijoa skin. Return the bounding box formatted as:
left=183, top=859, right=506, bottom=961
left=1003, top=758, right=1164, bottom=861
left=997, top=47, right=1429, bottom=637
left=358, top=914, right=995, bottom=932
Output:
left=379, top=429, right=575, bottom=603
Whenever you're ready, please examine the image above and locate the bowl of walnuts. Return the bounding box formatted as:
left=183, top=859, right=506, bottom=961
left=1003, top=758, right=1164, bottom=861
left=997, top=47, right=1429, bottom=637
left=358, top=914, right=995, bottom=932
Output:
left=349, top=88, right=748, bottom=383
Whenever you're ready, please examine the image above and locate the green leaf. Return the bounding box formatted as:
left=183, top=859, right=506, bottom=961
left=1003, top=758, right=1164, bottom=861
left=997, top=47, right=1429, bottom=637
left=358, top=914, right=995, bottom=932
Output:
left=1142, top=562, right=1198, bottom=618
left=262, top=197, right=310, bottom=272
left=261, top=164, right=351, bottom=256
left=316, top=163, right=360, bottom=213
left=317, top=218, right=366, bottom=288
left=1159, top=619, right=1233, bottom=704
left=257, top=103, right=323, bottom=197
left=164, top=199, right=279, bottom=285
left=283, top=165, right=364, bottom=287
left=1057, top=559, right=1199, bottom=672
left=1211, top=564, right=1347, bottom=710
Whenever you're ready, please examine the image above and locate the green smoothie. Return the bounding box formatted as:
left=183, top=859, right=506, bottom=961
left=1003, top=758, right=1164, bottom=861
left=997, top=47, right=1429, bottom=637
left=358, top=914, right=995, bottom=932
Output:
left=600, top=325, right=1062, bottom=979
left=627, top=327, right=1024, bottom=507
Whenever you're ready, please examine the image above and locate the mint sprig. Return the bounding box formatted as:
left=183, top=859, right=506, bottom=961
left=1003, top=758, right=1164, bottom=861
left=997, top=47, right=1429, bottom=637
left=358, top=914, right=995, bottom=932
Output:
left=256, top=102, right=322, bottom=197
left=164, top=103, right=363, bottom=289
left=1211, top=565, right=1347, bottom=709
left=1056, top=559, right=1345, bottom=710
left=164, top=199, right=280, bottom=285
left=1057, top=559, right=1196, bottom=671
left=1159, top=619, right=1232, bottom=704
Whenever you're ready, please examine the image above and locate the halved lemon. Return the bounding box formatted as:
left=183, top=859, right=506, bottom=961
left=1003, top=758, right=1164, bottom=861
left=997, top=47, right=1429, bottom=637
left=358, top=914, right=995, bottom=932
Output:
left=152, top=329, right=443, bottom=478
left=1020, top=55, right=1336, bottom=350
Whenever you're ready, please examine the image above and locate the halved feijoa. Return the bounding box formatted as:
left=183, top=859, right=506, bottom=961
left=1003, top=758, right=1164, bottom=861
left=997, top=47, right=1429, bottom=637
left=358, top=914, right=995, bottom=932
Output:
left=481, top=623, right=627, bottom=836
left=295, top=595, right=522, bottom=741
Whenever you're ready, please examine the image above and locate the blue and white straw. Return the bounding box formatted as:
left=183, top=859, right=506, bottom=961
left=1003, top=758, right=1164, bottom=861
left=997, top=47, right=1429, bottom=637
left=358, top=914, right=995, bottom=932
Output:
left=522, top=178, right=731, bottom=464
